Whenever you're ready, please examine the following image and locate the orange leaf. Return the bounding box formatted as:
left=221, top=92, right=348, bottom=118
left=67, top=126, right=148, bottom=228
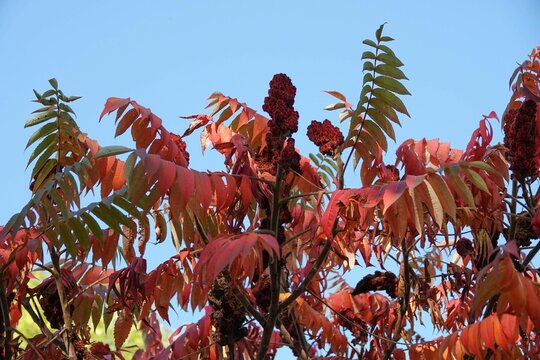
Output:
left=100, top=97, right=131, bottom=121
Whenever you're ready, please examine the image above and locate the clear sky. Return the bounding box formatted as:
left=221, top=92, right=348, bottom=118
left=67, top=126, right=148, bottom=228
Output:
left=1, top=0, right=539, bottom=353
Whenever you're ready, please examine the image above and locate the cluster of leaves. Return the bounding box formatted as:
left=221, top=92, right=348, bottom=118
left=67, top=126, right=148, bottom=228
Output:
left=1, top=24, right=540, bottom=360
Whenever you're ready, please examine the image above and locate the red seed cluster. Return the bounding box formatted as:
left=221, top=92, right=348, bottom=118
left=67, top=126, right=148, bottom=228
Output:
left=263, top=73, right=299, bottom=136
left=351, top=271, right=398, bottom=299
left=259, top=74, right=301, bottom=176
left=514, top=212, right=537, bottom=247
left=208, top=274, right=247, bottom=345
left=90, top=342, right=113, bottom=358
left=504, top=99, right=538, bottom=180
left=306, top=119, right=344, bottom=156
left=252, top=273, right=271, bottom=311
left=279, top=138, right=302, bottom=174
left=170, top=132, right=190, bottom=166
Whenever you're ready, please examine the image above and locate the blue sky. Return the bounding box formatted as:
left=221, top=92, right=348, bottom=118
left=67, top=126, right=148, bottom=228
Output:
left=1, top=0, right=539, bottom=353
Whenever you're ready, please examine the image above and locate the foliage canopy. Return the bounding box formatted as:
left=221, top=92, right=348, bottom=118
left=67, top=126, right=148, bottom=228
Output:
left=1, top=25, right=540, bottom=359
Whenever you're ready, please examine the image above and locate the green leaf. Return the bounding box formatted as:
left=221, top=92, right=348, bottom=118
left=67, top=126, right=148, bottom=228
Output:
left=26, top=122, right=57, bottom=149
left=50, top=189, right=69, bottom=217
left=379, top=36, right=394, bottom=42
left=374, top=64, right=408, bottom=80
left=372, top=88, right=410, bottom=116
left=463, top=167, right=490, bottom=194
left=378, top=44, right=396, bottom=57
left=375, top=24, right=385, bottom=40
left=81, top=212, right=103, bottom=243
left=363, top=73, right=374, bottom=84
left=59, top=111, right=78, bottom=128
left=366, top=108, right=396, bottom=141
left=377, top=53, right=404, bottom=67
left=1, top=213, right=22, bottom=238
left=33, top=89, right=42, bottom=100
left=140, top=184, right=163, bottom=214
left=123, top=152, right=137, bottom=180
left=91, top=205, right=122, bottom=233
left=26, top=133, right=57, bottom=167
left=362, top=120, right=388, bottom=151
left=359, top=85, right=372, bottom=103
left=127, top=163, right=149, bottom=204
left=444, top=166, right=475, bottom=208
left=94, top=145, right=132, bottom=159
left=32, top=163, right=59, bottom=194
left=466, top=161, right=497, bottom=173
left=370, top=98, right=400, bottom=124
left=32, top=106, right=51, bottom=114
left=361, top=51, right=376, bottom=60
left=320, top=172, right=331, bottom=187
left=374, top=76, right=411, bottom=95
left=30, top=140, right=58, bottom=176
left=24, top=111, right=56, bottom=128
left=65, top=95, right=82, bottom=102
left=58, top=103, right=76, bottom=115
left=42, top=89, right=56, bottom=98
left=363, top=61, right=374, bottom=72
left=59, top=223, right=77, bottom=256
left=57, top=175, right=78, bottom=207
left=323, top=156, right=338, bottom=171
left=113, top=195, right=141, bottom=222
left=320, top=164, right=335, bottom=178
left=362, top=39, right=378, bottom=48
left=309, top=153, right=320, bottom=166
left=48, top=78, right=58, bottom=90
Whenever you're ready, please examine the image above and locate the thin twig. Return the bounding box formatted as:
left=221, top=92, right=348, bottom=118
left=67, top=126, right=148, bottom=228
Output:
left=233, top=287, right=266, bottom=327
left=279, top=191, right=328, bottom=204
left=10, top=327, right=46, bottom=360
left=278, top=241, right=332, bottom=312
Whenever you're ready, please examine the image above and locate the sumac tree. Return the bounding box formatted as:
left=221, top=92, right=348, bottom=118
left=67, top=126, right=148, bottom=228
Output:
left=1, top=25, right=540, bottom=359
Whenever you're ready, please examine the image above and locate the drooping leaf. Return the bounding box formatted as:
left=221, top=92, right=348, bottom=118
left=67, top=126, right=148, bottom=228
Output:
left=94, top=145, right=133, bottom=159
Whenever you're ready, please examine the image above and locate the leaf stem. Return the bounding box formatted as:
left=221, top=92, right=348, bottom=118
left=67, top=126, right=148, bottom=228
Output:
left=233, top=286, right=266, bottom=327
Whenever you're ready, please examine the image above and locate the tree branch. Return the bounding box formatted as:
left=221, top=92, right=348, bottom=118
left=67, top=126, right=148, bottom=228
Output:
left=233, top=286, right=266, bottom=327
left=278, top=240, right=332, bottom=312
left=0, top=276, right=12, bottom=360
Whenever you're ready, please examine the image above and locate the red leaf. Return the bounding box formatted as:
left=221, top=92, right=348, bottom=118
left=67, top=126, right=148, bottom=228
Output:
left=157, top=160, right=177, bottom=195
left=324, top=90, right=348, bottom=103
left=169, top=167, right=195, bottom=216
left=382, top=181, right=407, bottom=213
left=114, top=310, right=134, bottom=349
left=195, top=173, right=212, bottom=211
left=180, top=114, right=212, bottom=138
left=194, top=232, right=279, bottom=284
left=239, top=176, right=252, bottom=212
left=142, top=154, right=162, bottom=181
left=100, top=97, right=131, bottom=121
